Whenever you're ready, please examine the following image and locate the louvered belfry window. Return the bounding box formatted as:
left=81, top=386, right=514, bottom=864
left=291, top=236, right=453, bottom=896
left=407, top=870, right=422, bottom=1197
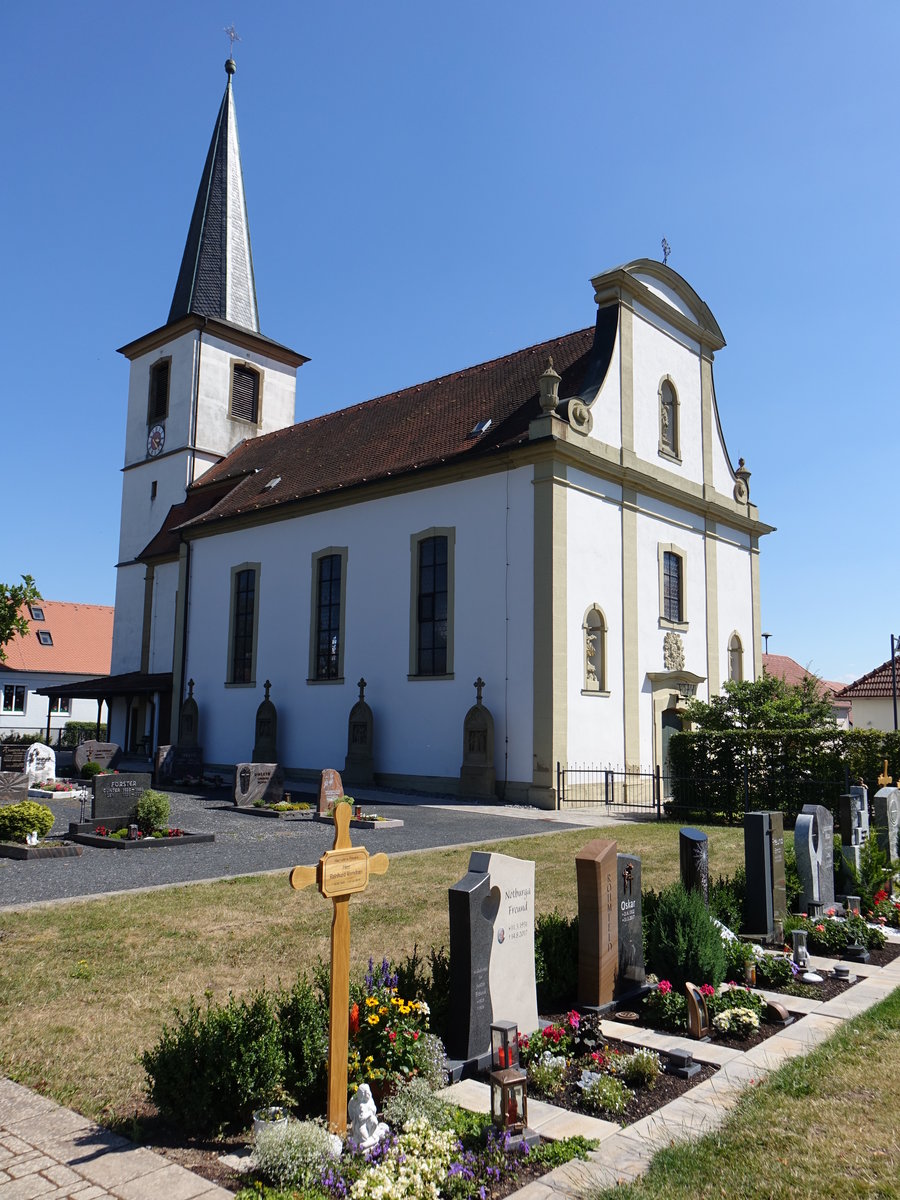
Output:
left=232, top=364, right=260, bottom=423
left=148, top=360, right=170, bottom=422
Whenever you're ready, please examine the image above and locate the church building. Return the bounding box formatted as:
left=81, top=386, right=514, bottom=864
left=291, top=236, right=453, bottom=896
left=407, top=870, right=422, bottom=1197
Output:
left=74, top=61, right=773, bottom=806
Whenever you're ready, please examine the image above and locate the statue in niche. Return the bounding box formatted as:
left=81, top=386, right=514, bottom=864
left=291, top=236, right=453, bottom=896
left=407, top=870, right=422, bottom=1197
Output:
left=663, top=631, right=685, bottom=671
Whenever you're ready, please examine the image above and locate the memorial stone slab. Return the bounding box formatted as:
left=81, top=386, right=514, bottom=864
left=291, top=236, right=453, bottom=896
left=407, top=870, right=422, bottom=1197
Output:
left=252, top=681, right=278, bottom=763
left=0, top=772, right=29, bottom=805
left=179, top=680, right=200, bottom=748
left=155, top=745, right=204, bottom=786
left=74, top=742, right=121, bottom=773
left=873, top=787, right=900, bottom=863
left=318, top=768, right=346, bottom=814
left=344, top=680, right=374, bottom=786
left=459, top=678, right=496, bottom=798
left=616, top=852, right=645, bottom=997
left=0, top=745, right=27, bottom=772
left=447, top=860, right=496, bottom=1061
left=795, top=804, right=834, bottom=911
left=575, top=839, right=618, bottom=1007
left=25, top=743, right=55, bottom=785
left=234, top=763, right=284, bottom=807
left=743, top=811, right=785, bottom=939
left=679, top=827, right=709, bottom=904
left=92, top=772, right=152, bottom=819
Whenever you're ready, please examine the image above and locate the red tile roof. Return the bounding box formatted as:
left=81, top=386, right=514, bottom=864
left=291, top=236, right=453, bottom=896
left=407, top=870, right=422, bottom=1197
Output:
left=177, top=325, right=598, bottom=534
left=0, top=601, right=114, bottom=676
left=834, top=658, right=900, bottom=700
left=762, top=654, right=849, bottom=708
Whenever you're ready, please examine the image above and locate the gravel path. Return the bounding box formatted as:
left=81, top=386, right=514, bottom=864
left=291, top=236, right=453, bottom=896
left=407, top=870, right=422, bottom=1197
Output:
left=0, top=789, right=587, bottom=909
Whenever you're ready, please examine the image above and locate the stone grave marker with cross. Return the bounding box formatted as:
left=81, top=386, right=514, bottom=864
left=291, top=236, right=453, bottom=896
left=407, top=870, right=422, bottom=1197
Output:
left=289, top=802, right=389, bottom=1133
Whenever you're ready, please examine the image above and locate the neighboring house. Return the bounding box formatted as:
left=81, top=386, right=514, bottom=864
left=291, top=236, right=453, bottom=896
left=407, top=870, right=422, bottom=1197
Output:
left=81, top=61, right=773, bottom=806
left=762, top=653, right=851, bottom=729
left=0, top=600, right=113, bottom=742
left=834, top=658, right=900, bottom=732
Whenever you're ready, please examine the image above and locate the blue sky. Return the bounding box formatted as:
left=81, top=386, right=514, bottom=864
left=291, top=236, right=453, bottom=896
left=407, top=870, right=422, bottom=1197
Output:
left=3, top=2, right=897, bottom=684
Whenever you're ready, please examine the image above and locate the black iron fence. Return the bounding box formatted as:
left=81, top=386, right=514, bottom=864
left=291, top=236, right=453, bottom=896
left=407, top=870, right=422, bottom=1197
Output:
left=556, top=764, right=664, bottom=817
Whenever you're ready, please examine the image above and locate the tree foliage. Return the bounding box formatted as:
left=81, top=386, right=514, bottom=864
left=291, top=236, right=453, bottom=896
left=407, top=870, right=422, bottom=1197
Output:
left=683, top=671, right=836, bottom=732
left=0, top=575, right=41, bottom=663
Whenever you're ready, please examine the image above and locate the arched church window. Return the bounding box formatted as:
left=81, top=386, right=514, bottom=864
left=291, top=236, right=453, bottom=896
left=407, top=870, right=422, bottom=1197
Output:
left=728, top=632, right=743, bottom=682
left=583, top=606, right=608, bottom=694
left=659, top=378, right=679, bottom=459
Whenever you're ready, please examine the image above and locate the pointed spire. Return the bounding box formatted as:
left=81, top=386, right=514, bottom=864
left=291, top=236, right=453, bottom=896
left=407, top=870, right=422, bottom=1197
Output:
left=168, top=60, right=259, bottom=331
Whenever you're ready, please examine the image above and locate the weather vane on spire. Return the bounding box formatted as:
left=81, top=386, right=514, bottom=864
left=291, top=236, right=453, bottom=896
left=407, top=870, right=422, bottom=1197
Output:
left=661, top=237, right=671, bottom=266
left=224, top=24, right=241, bottom=57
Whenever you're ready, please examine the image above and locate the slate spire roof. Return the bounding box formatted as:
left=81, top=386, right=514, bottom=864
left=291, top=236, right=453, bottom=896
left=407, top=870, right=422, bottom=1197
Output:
left=167, top=59, right=259, bottom=332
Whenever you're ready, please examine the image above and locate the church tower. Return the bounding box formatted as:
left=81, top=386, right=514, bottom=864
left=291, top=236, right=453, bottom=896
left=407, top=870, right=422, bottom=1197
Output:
left=110, top=59, right=306, bottom=682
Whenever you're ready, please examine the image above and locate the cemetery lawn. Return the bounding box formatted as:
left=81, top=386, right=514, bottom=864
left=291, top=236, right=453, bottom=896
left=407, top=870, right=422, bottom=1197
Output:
left=588, top=986, right=900, bottom=1200
left=0, top=822, right=740, bottom=1123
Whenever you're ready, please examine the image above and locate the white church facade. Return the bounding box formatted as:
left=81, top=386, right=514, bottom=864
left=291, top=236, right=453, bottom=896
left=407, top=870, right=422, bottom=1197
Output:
left=58, top=61, right=773, bottom=807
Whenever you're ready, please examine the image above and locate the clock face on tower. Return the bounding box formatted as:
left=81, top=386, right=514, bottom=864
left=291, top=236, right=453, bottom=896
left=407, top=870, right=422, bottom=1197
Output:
left=147, top=424, right=165, bottom=458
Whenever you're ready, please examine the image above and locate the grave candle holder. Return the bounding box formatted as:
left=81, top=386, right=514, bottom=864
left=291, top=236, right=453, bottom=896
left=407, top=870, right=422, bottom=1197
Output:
left=490, top=1067, right=527, bottom=1134
left=791, top=929, right=809, bottom=969
left=490, top=1020, right=519, bottom=1070
left=844, top=895, right=861, bottom=917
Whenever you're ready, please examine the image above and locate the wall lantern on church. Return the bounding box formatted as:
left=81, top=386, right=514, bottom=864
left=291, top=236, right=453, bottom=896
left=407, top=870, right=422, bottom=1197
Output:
left=489, top=1067, right=527, bottom=1134
left=490, top=1020, right=519, bottom=1070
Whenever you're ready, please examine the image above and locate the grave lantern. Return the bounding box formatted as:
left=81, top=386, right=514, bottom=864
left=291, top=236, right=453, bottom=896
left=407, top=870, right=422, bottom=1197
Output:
left=791, top=929, right=809, bottom=970
left=490, top=1067, right=527, bottom=1134
left=491, top=1020, right=519, bottom=1070
left=845, top=895, right=861, bottom=916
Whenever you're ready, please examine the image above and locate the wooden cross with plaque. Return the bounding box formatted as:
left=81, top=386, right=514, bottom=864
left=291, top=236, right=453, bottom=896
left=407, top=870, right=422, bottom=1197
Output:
left=878, top=759, right=893, bottom=788
left=289, top=801, right=389, bottom=1133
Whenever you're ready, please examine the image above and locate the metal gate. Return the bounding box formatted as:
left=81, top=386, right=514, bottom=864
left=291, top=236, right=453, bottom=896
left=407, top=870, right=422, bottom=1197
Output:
left=556, top=763, right=663, bottom=818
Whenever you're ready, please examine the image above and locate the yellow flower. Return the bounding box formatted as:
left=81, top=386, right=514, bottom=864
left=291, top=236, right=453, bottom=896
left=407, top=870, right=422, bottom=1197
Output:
left=390, top=997, right=401, bottom=1006
left=365, top=1055, right=374, bottom=1064
left=367, top=1014, right=380, bottom=1025
left=365, top=997, right=378, bottom=1008
left=379, top=1006, right=388, bottom=1016
left=399, top=1004, right=411, bottom=1014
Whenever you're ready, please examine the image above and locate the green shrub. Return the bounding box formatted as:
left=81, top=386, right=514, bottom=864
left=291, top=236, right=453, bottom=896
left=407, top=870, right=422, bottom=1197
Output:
left=641, top=980, right=688, bottom=1030
left=382, top=1076, right=455, bottom=1131
left=528, top=1052, right=568, bottom=1097
left=0, top=801, right=55, bottom=843
left=709, top=868, right=745, bottom=932
left=756, top=952, right=793, bottom=989
left=253, top=1119, right=337, bottom=1191
left=80, top=761, right=104, bottom=779
left=142, top=990, right=285, bottom=1134
left=535, top=908, right=579, bottom=1008
left=392, top=944, right=450, bottom=1041
left=275, top=975, right=328, bottom=1113
left=615, top=1047, right=661, bottom=1089
left=783, top=843, right=802, bottom=912
left=135, top=789, right=170, bottom=833
left=647, top=881, right=727, bottom=990
left=708, top=985, right=764, bottom=1020
left=581, top=1073, right=630, bottom=1116
left=61, top=722, right=107, bottom=748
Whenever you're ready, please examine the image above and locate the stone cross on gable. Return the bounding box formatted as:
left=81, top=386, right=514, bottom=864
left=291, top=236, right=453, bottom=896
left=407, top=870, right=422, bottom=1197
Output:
left=474, top=677, right=485, bottom=705
left=289, top=803, right=389, bottom=1134
left=264, top=679, right=272, bottom=701
left=187, top=678, right=195, bottom=699
left=358, top=678, right=367, bottom=702
left=878, top=759, right=893, bottom=787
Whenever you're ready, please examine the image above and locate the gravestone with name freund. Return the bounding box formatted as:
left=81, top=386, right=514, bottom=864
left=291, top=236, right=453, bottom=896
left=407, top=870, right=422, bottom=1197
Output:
left=575, top=838, right=618, bottom=1008
left=873, top=786, right=900, bottom=863
left=679, top=827, right=709, bottom=905
left=92, top=773, right=152, bottom=819
left=839, top=786, right=870, bottom=876
left=795, top=803, right=835, bottom=912
left=743, top=811, right=786, bottom=939
left=0, top=772, right=29, bottom=805
left=616, top=852, right=646, bottom=998
left=233, top=763, right=284, bottom=806
left=74, top=741, right=121, bottom=773
left=0, top=745, right=27, bottom=773
left=459, top=677, right=496, bottom=798
left=252, top=680, right=278, bottom=763
left=343, top=679, right=374, bottom=786
left=318, top=768, right=346, bottom=815
left=25, top=743, right=55, bottom=785
left=447, top=851, right=539, bottom=1061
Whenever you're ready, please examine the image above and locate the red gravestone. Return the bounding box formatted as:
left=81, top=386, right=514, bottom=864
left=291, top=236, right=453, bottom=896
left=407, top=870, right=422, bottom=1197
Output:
left=318, top=768, right=345, bottom=815
left=575, top=838, right=619, bottom=1008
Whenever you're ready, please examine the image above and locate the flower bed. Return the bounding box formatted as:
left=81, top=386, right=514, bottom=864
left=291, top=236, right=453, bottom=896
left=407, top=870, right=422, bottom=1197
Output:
left=69, top=818, right=214, bottom=849
left=0, top=839, right=83, bottom=861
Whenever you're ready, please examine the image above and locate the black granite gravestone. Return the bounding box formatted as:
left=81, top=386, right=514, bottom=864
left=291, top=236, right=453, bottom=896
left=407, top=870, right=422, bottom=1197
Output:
left=447, top=866, right=496, bottom=1062
left=155, top=746, right=204, bottom=785
left=252, top=681, right=278, bottom=763
left=744, top=811, right=783, bottom=939
left=0, top=745, right=27, bottom=773
left=615, top=853, right=646, bottom=997
left=679, top=827, right=709, bottom=904
left=92, top=773, right=152, bottom=819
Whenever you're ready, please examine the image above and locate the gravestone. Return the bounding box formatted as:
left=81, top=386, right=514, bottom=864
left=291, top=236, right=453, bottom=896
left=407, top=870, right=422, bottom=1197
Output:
left=679, top=827, right=709, bottom=904
left=344, top=679, right=374, bottom=786
left=0, top=772, right=29, bottom=805
left=0, top=745, right=27, bottom=773
left=25, top=743, right=56, bottom=785
left=616, top=852, right=646, bottom=997
left=460, top=678, right=496, bottom=798
left=873, top=786, right=900, bottom=863
left=252, top=680, right=278, bottom=763
left=575, top=839, right=618, bottom=1007
left=744, top=811, right=786, bottom=940
left=839, top=787, right=870, bottom=876
left=74, top=741, right=121, bottom=773
left=155, top=746, right=204, bottom=786
left=92, top=772, right=152, bottom=819
left=447, top=851, right=539, bottom=1061
left=179, top=679, right=200, bottom=748
left=234, top=763, right=284, bottom=807
left=318, top=768, right=345, bottom=815
left=794, top=804, right=834, bottom=912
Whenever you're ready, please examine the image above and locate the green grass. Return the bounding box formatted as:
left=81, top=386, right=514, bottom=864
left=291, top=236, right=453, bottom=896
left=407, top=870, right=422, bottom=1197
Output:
left=0, top=820, right=740, bottom=1125
left=587, top=988, right=900, bottom=1200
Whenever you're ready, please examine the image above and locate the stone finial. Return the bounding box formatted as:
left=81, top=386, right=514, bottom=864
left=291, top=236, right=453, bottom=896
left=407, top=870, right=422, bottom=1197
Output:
left=538, top=357, right=561, bottom=414
left=187, top=679, right=195, bottom=699
left=358, top=678, right=367, bottom=702
left=264, top=679, right=272, bottom=701
left=735, top=457, right=751, bottom=493
left=474, top=677, right=485, bottom=705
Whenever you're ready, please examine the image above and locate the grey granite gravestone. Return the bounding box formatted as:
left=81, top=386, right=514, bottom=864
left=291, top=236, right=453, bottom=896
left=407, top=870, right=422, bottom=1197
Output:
left=840, top=787, right=870, bottom=876
left=25, top=743, right=55, bottom=785
left=0, top=772, right=29, bottom=805
left=179, top=680, right=200, bottom=748
left=0, top=745, right=27, bottom=773
left=155, top=746, right=204, bottom=786
left=795, top=804, right=835, bottom=911
left=616, top=852, right=646, bottom=997
left=234, top=763, right=284, bottom=807
left=74, top=742, right=121, bottom=773
left=344, top=679, right=374, bottom=786
left=447, top=850, right=539, bottom=1062
left=743, top=811, right=786, bottom=939
left=252, top=681, right=278, bottom=763
left=679, top=827, right=709, bottom=904
left=92, top=772, right=152, bottom=819
left=873, top=787, right=899, bottom=863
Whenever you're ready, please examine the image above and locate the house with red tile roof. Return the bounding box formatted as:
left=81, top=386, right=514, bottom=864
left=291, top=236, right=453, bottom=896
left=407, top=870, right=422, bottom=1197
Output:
left=834, top=658, right=900, bottom=732
left=762, top=653, right=851, bottom=728
left=61, top=62, right=774, bottom=804
left=0, top=600, right=113, bottom=743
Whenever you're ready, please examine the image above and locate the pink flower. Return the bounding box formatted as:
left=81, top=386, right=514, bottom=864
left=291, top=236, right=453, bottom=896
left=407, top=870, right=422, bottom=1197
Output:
left=388, top=1031, right=397, bottom=1043
left=658, top=980, right=672, bottom=994
left=815, top=924, right=825, bottom=933
left=700, top=984, right=715, bottom=997
left=826, top=908, right=836, bottom=916
left=566, top=1010, right=581, bottom=1030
